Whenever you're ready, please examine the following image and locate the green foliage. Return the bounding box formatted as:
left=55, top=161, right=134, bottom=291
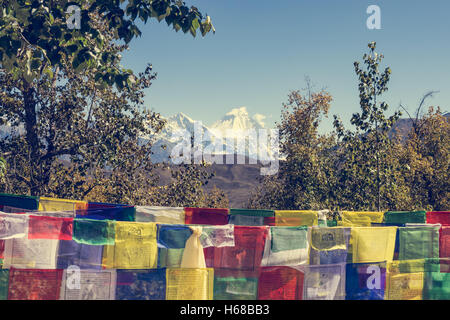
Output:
left=0, top=0, right=215, bottom=87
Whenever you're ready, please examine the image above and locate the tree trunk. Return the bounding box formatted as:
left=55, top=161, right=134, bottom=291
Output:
left=23, top=83, right=40, bottom=196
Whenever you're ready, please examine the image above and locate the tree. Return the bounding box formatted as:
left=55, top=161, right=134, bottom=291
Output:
left=0, top=1, right=215, bottom=86
left=248, top=80, right=337, bottom=210
left=0, top=0, right=218, bottom=204
left=398, top=106, right=449, bottom=210
left=333, top=42, right=402, bottom=211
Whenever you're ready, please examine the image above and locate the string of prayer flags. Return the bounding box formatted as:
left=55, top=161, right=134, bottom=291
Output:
left=213, top=269, right=258, bottom=300
left=7, top=268, right=63, bottom=300
left=257, top=266, right=304, bottom=300
left=398, top=225, right=440, bottom=260
left=60, top=269, right=116, bottom=300
left=0, top=193, right=39, bottom=211
left=135, top=206, right=185, bottom=224
left=274, top=210, right=318, bottom=227
left=384, top=210, right=427, bottom=224
left=426, top=211, right=450, bottom=226
left=116, top=269, right=166, bottom=300
left=309, top=227, right=351, bottom=265
left=229, top=209, right=275, bottom=226
left=57, top=240, right=104, bottom=270
left=38, top=197, right=87, bottom=212
left=0, top=212, right=28, bottom=239
left=345, top=262, right=387, bottom=300
left=28, top=215, right=73, bottom=240
left=102, top=222, right=158, bottom=269
left=184, top=207, right=229, bottom=225
left=261, top=226, right=309, bottom=266
left=351, top=227, right=397, bottom=263
left=73, top=219, right=115, bottom=245
left=165, top=268, right=214, bottom=300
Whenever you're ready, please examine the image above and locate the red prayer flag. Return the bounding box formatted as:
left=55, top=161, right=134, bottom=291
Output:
left=204, top=226, right=268, bottom=277
left=184, top=207, right=229, bottom=225
left=8, top=268, right=63, bottom=300
left=440, top=226, right=450, bottom=258
left=28, top=215, right=73, bottom=240
left=427, top=211, right=450, bottom=226
left=258, top=266, right=304, bottom=300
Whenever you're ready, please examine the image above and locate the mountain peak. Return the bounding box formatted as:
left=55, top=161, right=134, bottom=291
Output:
left=224, top=106, right=249, bottom=117
left=212, top=106, right=265, bottom=132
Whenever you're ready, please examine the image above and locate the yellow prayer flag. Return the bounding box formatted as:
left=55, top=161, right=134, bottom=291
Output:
left=38, top=197, right=87, bottom=212
left=351, top=227, right=397, bottom=263
left=275, top=210, right=318, bottom=227
left=102, top=221, right=158, bottom=269
left=386, top=261, right=424, bottom=300
left=339, top=211, right=384, bottom=226
left=166, top=268, right=214, bottom=300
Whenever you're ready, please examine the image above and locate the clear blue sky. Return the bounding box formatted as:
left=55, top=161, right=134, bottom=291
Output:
left=121, top=0, right=450, bottom=132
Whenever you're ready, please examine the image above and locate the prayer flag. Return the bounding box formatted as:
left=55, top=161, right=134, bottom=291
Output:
left=184, top=207, right=229, bottom=225
left=166, top=268, right=214, bottom=300
left=73, top=218, right=115, bottom=245
left=384, top=211, right=427, bottom=224
left=351, top=227, right=397, bottom=263
left=275, top=210, right=318, bottom=227
left=102, top=221, right=158, bottom=269
left=8, top=268, right=63, bottom=300
left=135, top=206, right=185, bottom=224
left=257, top=266, right=304, bottom=300
left=398, top=226, right=440, bottom=260
left=28, top=215, right=73, bottom=240
left=116, top=269, right=166, bottom=300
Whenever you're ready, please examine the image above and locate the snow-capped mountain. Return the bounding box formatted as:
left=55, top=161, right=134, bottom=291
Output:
left=148, top=107, right=278, bottom=163
left=211, top=106, right=266, bottom=133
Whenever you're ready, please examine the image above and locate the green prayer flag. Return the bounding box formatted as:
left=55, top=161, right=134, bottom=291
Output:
left=423, top=271, right=450, bottom=300
left=384, top=211, right=426, bottom=224
left=399, top=226, right=440, bottom=260
left=270, top=226, right=308, bottom=252
left=73, top=218, right=115, bottom=245
left=0, top=270, right=9, bottom=300
left=213, top=276, right=258, bottom=300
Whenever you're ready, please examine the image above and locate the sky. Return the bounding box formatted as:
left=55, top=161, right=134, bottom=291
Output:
left=121, top=0, right=450, bottom=132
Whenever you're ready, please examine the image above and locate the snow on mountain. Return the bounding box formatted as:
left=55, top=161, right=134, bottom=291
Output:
left=211, top=107, right=266, bottom=134
left=149, top=107, right=278, bottom=163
